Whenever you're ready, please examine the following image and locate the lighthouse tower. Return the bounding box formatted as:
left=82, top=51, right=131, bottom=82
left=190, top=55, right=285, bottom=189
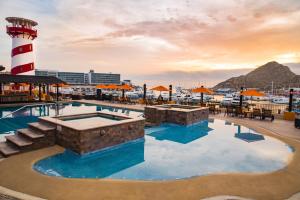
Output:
left=6, top=17, right=38, bottom=75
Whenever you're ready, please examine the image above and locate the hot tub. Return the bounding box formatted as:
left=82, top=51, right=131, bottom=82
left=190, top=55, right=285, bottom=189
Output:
left=39, top=112, right=145, bottom=154
left=145, top=104, right=209, bottom=125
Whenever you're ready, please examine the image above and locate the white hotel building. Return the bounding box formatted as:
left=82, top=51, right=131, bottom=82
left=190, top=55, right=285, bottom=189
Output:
left=35, top=69, right=120, bottom=85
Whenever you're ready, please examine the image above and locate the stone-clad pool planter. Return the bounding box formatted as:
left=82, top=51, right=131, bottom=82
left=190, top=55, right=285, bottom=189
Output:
left=145, top=104, right=209, bottom=125
left=39, top=112, right=145, bottom=154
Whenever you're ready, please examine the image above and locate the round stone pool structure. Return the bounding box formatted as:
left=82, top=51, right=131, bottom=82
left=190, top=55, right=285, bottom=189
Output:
left=33, top=119, right=293, bottom=180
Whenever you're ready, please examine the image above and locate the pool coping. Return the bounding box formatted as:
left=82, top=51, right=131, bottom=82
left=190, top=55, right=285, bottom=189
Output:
left=0, top=117, right=300, bottom=200
left=75, top=100, right=145, bottom=112
left=40, top=111, right=144, bottom=131
left=146, top=104, right=205, bottom=113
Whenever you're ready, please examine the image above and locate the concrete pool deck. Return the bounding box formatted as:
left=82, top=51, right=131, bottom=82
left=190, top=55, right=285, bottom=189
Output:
left=0, top=116, right=300, bottom=200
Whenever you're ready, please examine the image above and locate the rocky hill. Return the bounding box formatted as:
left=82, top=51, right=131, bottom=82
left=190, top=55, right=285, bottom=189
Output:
left=213, top=61, right=300, bottom=90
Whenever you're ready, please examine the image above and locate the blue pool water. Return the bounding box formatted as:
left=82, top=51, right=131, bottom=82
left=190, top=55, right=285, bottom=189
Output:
left=34, top=119, right=293, bottom=180
left=0, top=102, right=141, bottom=141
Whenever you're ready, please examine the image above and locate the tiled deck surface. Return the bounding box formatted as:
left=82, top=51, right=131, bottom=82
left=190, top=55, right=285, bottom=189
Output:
left=0, top=111, right=300, bottom=200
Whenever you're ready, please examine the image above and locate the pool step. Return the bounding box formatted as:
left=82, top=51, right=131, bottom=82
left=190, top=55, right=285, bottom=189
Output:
left=0, top=142, right=20, bottom=157
left=28, top=122, right=55, bottom=132
left=0, top=121, right=57, bottom=157
left=5, top=134, right=33, bottom=148
left=18, top=128, right=45, bottom=140
left=28, top=122, right=56, bottom=135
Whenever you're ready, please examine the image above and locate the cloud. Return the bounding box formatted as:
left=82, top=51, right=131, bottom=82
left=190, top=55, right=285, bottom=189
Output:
left=0, top=0, right=300, bottom=86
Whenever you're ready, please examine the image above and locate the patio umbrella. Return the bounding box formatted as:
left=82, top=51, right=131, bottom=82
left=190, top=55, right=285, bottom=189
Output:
left=150, top=86, right=169, bottom=100
left=191, top=86, right=213, bottom=103
left=96, top=84, right=109, bottom=89
left=106, top=84, right=118, bottom=90
left=118, top=84, right=132, bottom=90
left=150, top=85, right=169, bottom=92
left=241, top=89, right=265, bottom=105
left=118, top=84, right=132, bottom=99
left=241, top=89, right=265, bottom=97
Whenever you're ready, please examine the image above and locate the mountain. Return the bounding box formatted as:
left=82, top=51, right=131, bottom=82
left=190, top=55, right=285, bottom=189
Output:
left=213, top=61, right=300, bottom=90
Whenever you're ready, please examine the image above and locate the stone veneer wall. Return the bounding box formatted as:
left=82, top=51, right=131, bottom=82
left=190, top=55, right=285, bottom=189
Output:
left=145, top=106, right=209, bottom=125
left=42, top=119, right=145, bottom=154
left=144, top=107, right=167, bottom=125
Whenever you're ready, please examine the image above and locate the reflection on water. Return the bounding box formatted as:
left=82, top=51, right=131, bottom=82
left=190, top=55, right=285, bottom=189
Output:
left=34, top=119, right=293, bottom=180
left=147, top=121, right=213, bottom=144
left=34, top=139, right=145, bottom=178
left=235, top=125, right=265, bottom=143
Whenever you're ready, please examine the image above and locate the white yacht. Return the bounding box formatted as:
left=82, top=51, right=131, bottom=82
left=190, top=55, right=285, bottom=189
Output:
left=271, top=96, right=289, bottom=104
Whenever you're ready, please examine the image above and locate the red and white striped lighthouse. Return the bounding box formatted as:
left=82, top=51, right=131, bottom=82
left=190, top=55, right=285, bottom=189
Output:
left=6, top=17, right=38, bottom=75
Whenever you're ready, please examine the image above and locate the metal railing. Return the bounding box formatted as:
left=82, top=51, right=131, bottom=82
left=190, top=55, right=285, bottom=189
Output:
left=0, top=102, right=56, bottom=120
left=253, top=103, right=288, bottom=114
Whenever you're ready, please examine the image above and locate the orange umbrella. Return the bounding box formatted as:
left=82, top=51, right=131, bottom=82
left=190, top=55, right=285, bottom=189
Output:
left=241, top=89, right=265, bottom=97
left=96, top=84, right=109, bottom=89
left=191, top=86, right=213, bottom=104
left=192, top=87, right=214, bottom=94
left=106, top=84, right=118, bottom=90
left=150, top=86, right=169, bottom=92
left=118, top=84, right=132, bottom=90
left=150, top=85, right=169, bottom=100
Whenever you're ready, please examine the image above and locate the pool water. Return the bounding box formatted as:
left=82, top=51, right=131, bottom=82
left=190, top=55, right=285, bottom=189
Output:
left=0, top=102, right=141, bottom=141
left=34, top=119, right=293, bottom=180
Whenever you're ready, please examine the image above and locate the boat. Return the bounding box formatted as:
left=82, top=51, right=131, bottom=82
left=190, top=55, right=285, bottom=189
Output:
left=271, top=96, right=289, bottom=104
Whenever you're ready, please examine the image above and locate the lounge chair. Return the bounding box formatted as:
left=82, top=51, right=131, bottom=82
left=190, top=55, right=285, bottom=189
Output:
left=252, top=108, right=262, bottom=119
left=262, top=108, right=274, bottom=121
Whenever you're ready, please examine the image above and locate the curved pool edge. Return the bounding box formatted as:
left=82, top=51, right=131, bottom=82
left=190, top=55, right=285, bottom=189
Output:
left=0, top=117, right=300, bottom=200
left=32, top=118, right=295, bottom=181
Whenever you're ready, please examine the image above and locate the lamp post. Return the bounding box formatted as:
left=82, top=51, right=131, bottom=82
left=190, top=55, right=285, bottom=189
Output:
left=201, top=86, right=204, bottom=104
left=143, top=84, right=147, bottom=100
left=239, top=87, right=244, bottom=107
left=169, top=85, right=172, bottom=101
left=288, top=88, right=294, bottom=112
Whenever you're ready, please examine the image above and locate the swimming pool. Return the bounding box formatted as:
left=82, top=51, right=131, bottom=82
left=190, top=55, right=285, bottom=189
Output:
left=34, top=119, right=293, bottom=180
left=0, top=102, right=141, bottom=141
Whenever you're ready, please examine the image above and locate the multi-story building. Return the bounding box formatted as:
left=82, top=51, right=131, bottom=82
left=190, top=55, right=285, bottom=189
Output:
left=35, top=69, right=120, bottom=85
left=57, top=72, right=85, bottom=85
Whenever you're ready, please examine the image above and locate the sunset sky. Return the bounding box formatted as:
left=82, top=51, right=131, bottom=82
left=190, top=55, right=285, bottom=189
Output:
left=0, top=0, right=300, bottom=87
